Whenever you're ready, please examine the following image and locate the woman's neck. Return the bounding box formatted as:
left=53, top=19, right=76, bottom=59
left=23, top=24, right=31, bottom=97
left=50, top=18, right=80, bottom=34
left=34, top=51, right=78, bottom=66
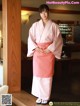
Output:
left=42, top=18, right=49, bottom=26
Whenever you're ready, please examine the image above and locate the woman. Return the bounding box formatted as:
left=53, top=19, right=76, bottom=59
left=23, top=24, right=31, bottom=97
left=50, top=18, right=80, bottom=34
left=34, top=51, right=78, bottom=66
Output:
left=27, top=4, right=63, bottom=104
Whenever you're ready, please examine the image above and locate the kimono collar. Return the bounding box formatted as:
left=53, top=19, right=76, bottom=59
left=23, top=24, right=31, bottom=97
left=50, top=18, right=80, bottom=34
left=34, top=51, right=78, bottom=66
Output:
left=37, top=19, right=53, bottom=42
left=39, top=19, right=52, bottom=28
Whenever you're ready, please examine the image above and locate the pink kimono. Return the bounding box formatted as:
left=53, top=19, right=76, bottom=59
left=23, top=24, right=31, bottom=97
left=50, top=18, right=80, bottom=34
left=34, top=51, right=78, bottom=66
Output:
left=27, top=19, right=63, bottom=100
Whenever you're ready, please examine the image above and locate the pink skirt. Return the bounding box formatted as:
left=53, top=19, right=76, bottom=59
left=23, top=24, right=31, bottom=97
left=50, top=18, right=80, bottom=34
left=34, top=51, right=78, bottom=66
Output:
left=33, top=42, right=55, bottom=78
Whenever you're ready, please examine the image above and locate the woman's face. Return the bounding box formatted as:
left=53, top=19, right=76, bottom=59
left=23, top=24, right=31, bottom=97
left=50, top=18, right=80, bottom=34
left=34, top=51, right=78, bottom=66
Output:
left=40, top=10, right=49, bottom=21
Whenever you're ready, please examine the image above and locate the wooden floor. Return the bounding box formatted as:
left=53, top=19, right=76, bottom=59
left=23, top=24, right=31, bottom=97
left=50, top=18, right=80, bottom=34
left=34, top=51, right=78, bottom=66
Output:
left=12, top=91, right=49, bottom=106
left=12, top=91, right=80, bottom=106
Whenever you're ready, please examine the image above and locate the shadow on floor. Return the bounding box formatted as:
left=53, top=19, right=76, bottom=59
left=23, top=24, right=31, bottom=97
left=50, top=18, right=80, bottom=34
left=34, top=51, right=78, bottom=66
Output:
left=22, top=79, right=80, bottom=102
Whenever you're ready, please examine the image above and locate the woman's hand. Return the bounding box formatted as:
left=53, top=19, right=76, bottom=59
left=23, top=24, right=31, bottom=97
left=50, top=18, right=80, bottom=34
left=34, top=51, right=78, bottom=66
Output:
left=35, top=47, right=43, bottom=53
left=44, top=49, right=51, bottom=54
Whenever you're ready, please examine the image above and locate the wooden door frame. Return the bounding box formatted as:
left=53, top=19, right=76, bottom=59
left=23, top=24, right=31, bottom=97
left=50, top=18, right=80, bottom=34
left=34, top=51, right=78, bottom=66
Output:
left=2, top=0, right=21, bottom=92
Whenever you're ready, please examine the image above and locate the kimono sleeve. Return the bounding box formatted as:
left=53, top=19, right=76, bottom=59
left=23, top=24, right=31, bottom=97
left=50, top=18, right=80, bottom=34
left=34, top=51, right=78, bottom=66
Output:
left=47, top=24, right=63, bottom=59
left=27, top=23, right=38, bottom=57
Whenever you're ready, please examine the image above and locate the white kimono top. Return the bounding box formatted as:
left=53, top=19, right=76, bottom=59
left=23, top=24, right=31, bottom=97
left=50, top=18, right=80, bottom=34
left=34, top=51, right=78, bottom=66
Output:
left=27, top=19, right=63, bottom=59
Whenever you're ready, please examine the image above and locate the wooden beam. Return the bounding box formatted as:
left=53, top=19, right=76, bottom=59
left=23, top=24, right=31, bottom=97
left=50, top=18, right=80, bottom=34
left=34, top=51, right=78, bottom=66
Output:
left=22, top=7, right=38, bottom=12
left=50, top=8, right=80, bottom=14
left=22, top=6, right=80, bottom=14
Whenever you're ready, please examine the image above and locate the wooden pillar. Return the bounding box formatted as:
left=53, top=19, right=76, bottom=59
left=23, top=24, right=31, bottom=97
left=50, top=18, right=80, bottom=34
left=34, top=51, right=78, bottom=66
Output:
left=2, top=0, right=21, bottom=92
